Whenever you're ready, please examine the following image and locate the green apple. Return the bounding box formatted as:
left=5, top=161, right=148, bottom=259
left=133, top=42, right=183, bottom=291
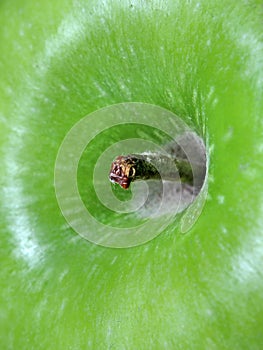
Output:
left=1, top=0, right=263, bottom=349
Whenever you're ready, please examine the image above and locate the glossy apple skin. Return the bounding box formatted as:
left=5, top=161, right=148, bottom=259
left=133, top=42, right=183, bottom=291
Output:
left=1, top=1, right=263, bottom=349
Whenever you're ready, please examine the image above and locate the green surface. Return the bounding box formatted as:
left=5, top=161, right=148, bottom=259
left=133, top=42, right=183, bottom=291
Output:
left=1, top=1, right=263, bottom=349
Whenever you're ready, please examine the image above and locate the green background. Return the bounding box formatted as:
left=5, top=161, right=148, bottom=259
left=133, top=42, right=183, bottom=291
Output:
left=1, top=1, right=263, bottom=349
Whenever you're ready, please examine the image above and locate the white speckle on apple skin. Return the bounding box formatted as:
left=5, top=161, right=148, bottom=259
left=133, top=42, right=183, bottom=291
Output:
left=110, top=256, right=118, bottom=265
left=217, top=195, right=225, bottom=205
left=221, top=226, right=228, bottom=234
left=58, top=269, right=69, bottom=283
left=223, top=126, right=234, bottom=142
left=231, top=229, right=263, bottom=285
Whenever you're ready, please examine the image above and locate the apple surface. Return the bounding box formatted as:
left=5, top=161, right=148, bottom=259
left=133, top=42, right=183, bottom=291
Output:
left=1, top=0, right=263, bottom=349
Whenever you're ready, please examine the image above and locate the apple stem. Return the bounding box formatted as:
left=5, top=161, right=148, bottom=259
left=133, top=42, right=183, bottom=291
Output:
left=109, top=153, right=193, bottom=190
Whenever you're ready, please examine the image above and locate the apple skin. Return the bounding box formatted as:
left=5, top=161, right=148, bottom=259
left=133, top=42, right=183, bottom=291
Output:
left=1, top=1, right=263, bottom=349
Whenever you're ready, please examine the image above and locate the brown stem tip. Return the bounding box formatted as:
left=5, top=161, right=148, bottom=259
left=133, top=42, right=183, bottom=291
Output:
left=109, top=155, right=137, bottom=189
